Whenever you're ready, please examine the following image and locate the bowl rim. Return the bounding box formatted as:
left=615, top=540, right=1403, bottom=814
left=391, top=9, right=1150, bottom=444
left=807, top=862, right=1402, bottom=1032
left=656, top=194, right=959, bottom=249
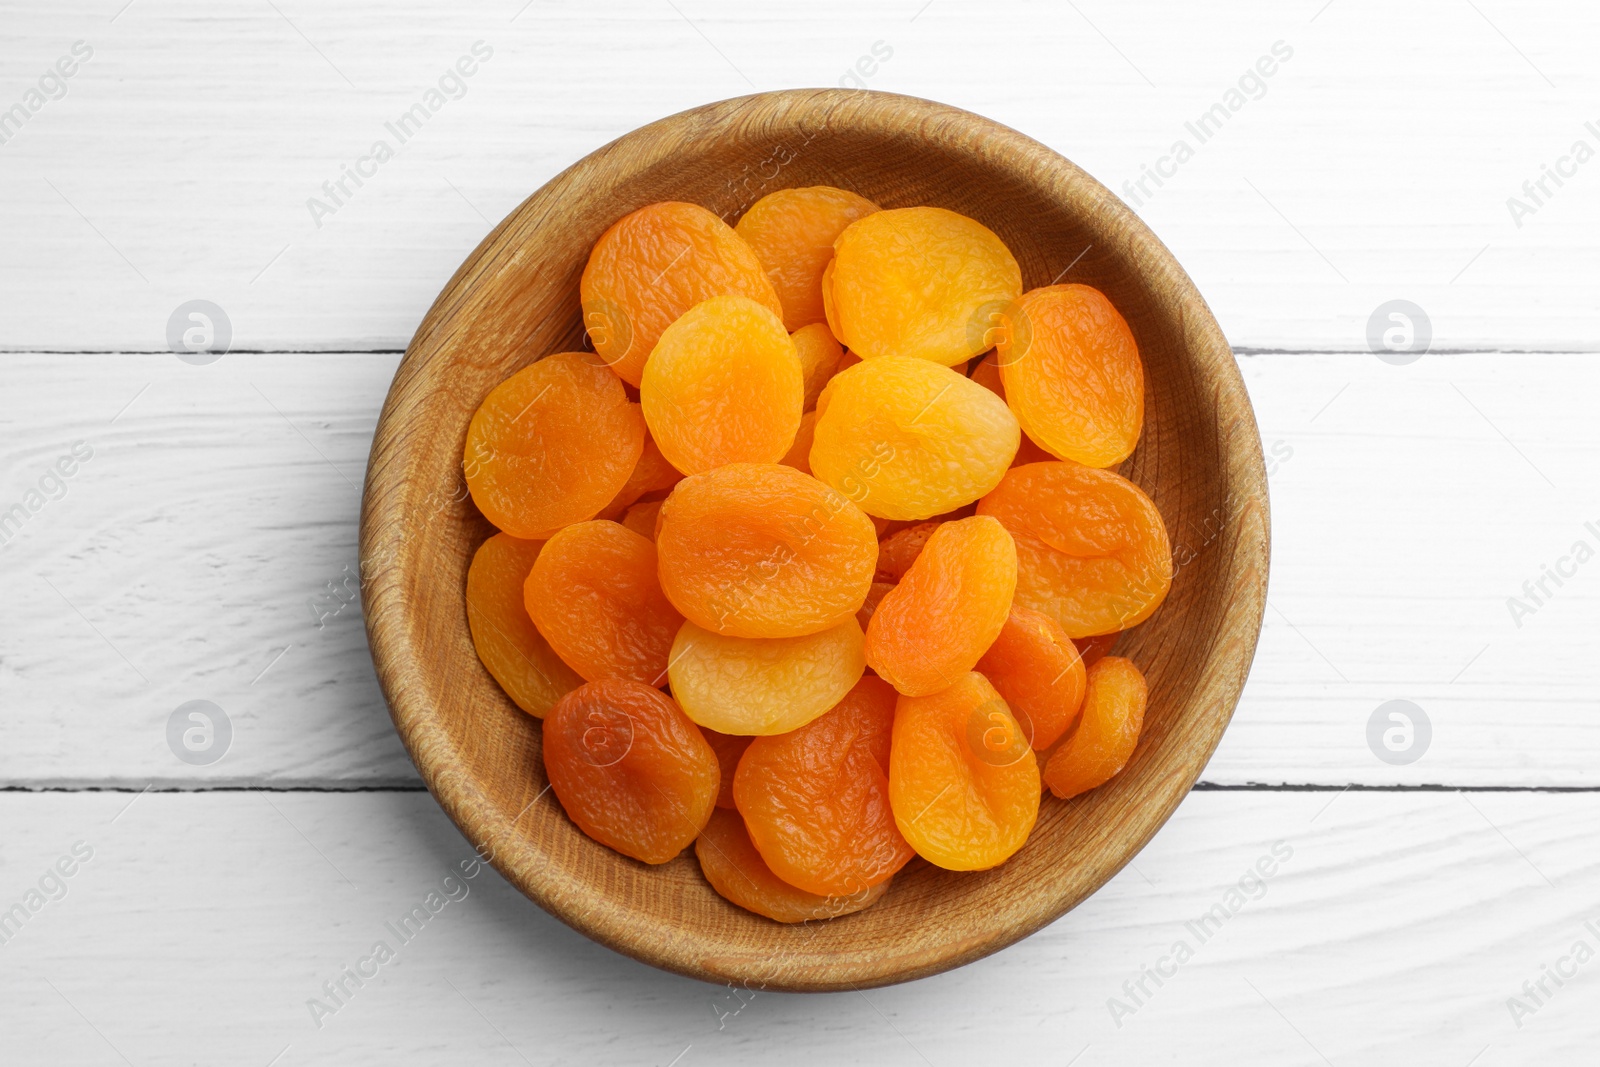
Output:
left=361, top=87, right=1270, bottom=991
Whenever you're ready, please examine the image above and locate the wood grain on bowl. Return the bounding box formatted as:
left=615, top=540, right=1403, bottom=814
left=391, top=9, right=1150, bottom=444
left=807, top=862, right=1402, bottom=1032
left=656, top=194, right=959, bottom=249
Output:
left=359, top=88, right=1269, bottom=991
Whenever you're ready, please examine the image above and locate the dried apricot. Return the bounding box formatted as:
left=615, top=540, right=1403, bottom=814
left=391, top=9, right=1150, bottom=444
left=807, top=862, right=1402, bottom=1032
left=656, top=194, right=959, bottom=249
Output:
left=1042, top=656, right=1147, bottom=799
left=734, top=676, right=913, bottom=896
left=695, top=808, right=888, bottom=923
left=889, top=672, right=1039, bottom=870
left=667, top=618, right=865, bottom=736
left=656, top=463, right=877, bottom=639
left=792, top=323, right=844, bottom=410
left=826, top=207, right=1021, bottom=366
left=975, top=605, right=1085, bottom=751
left=597, top=433, right=683, bottom=520
left=465, top=533, right=582, bottom=717
left=977, top=461, right=1171, bottom=637
left=701, top=728, right=753, bottom=809
left=865, top=516, right=1017, bottom=697
left=997, top=285, right=1144, bottom=468
left=735, top=186, right=880, bottom=331
left=464, top=352, right=644, bottom=538
left=581, top=201, right=782, bottom=387
left=811, top=356, right=1018, bottom=520
left=640, top=295, right=803, bottom=474
left=543, top=679, right=718, bottom=863
left=525, top=520, right=683, bottom=685
left=874, top=521, right=940, bottom=582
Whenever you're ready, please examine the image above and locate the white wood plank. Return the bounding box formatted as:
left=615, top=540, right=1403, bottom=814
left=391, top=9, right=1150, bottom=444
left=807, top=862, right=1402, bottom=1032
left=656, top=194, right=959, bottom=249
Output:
left=2, top=351, right=1596, bottom=787
left=2, top=1, right=1599, bottom=352
left=0, top=789, right=1594, bottom=1064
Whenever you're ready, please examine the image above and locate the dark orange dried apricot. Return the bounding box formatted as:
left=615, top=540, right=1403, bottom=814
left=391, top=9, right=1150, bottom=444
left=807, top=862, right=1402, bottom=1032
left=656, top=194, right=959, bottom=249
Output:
left=543, top=679, right=718, bottom=863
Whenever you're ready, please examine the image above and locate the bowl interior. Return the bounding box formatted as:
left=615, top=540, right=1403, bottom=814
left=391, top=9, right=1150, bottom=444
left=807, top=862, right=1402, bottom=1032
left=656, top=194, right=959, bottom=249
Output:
left=360, top=89, right=1269, bottom=991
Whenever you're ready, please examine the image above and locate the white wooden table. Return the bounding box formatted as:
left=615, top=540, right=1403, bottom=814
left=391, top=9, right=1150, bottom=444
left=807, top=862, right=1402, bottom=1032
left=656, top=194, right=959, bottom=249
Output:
left=4, top=2, right=1597, bottom=1063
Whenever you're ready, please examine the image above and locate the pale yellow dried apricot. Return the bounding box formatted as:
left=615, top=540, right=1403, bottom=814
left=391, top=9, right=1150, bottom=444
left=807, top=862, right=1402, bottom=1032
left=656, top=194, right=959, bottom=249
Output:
left=810, top=356, right=1018, bottom=520
left=667, top=618, right=865, bottom=735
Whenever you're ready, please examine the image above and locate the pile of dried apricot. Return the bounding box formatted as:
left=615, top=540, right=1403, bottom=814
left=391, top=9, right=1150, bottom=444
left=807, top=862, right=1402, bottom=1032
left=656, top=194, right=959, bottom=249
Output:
left=462, top=189, right=1171, bottom=923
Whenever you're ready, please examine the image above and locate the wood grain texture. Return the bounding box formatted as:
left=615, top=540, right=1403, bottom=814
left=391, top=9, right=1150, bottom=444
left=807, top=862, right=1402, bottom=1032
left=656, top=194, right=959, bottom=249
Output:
left=3, top=1, right=1599, bottom=352
left=358, top=89, right=1267, bottom=990
left=3, top=789, right=1597, bottom=1065
left=3, top=351, right=1594, bottom=788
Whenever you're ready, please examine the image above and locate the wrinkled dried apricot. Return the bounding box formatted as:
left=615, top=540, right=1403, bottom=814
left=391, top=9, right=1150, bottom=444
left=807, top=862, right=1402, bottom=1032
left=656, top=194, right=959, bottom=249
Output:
left=640, top=295, right=803, bottom=474
left=735, top=186, right=880, bottom=331
left=464, top=352, right=644, bottom=539
left=543, top=679, right=718, bottom=863
left=826, top=207, right=1022, bottom=366
left=889, top=672, right=1039, bottom=870
left=779, top=410, right=817, bottom=475
left=792, top=323, right=845, bottom=410
left=1043, top=656, right=1147, bottom=799
left=976, top=605, right=1085, bottom=751
left=865, top=516, right=1017, bottom=697
left=597, top=433, right=683, bottom=520
left=667, top=618, right=865, bottom=735
left=695, top=808, right=888, bottom=923
left=874, top=521, right=940, bottom=582
left=656, top=463, right=877, bottom=638
left=701, top=728, right=753, bottom=809
left=734, top=675, right=913, bottom=896
left=581, top=201, right=782, bottom=387
left=466, top=533, right=582, bottom=717
left=525, top=520, right=683, bottom=684
left=997, top=285, right=1144, bottom=468
left=811, top=356, right=1019, bottom=520
left=977, top=461, right=1171, bottom=637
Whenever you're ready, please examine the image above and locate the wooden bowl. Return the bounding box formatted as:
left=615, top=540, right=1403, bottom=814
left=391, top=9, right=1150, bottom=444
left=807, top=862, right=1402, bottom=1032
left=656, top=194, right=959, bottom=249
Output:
left=360, top=89, right=1269, bottom=992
